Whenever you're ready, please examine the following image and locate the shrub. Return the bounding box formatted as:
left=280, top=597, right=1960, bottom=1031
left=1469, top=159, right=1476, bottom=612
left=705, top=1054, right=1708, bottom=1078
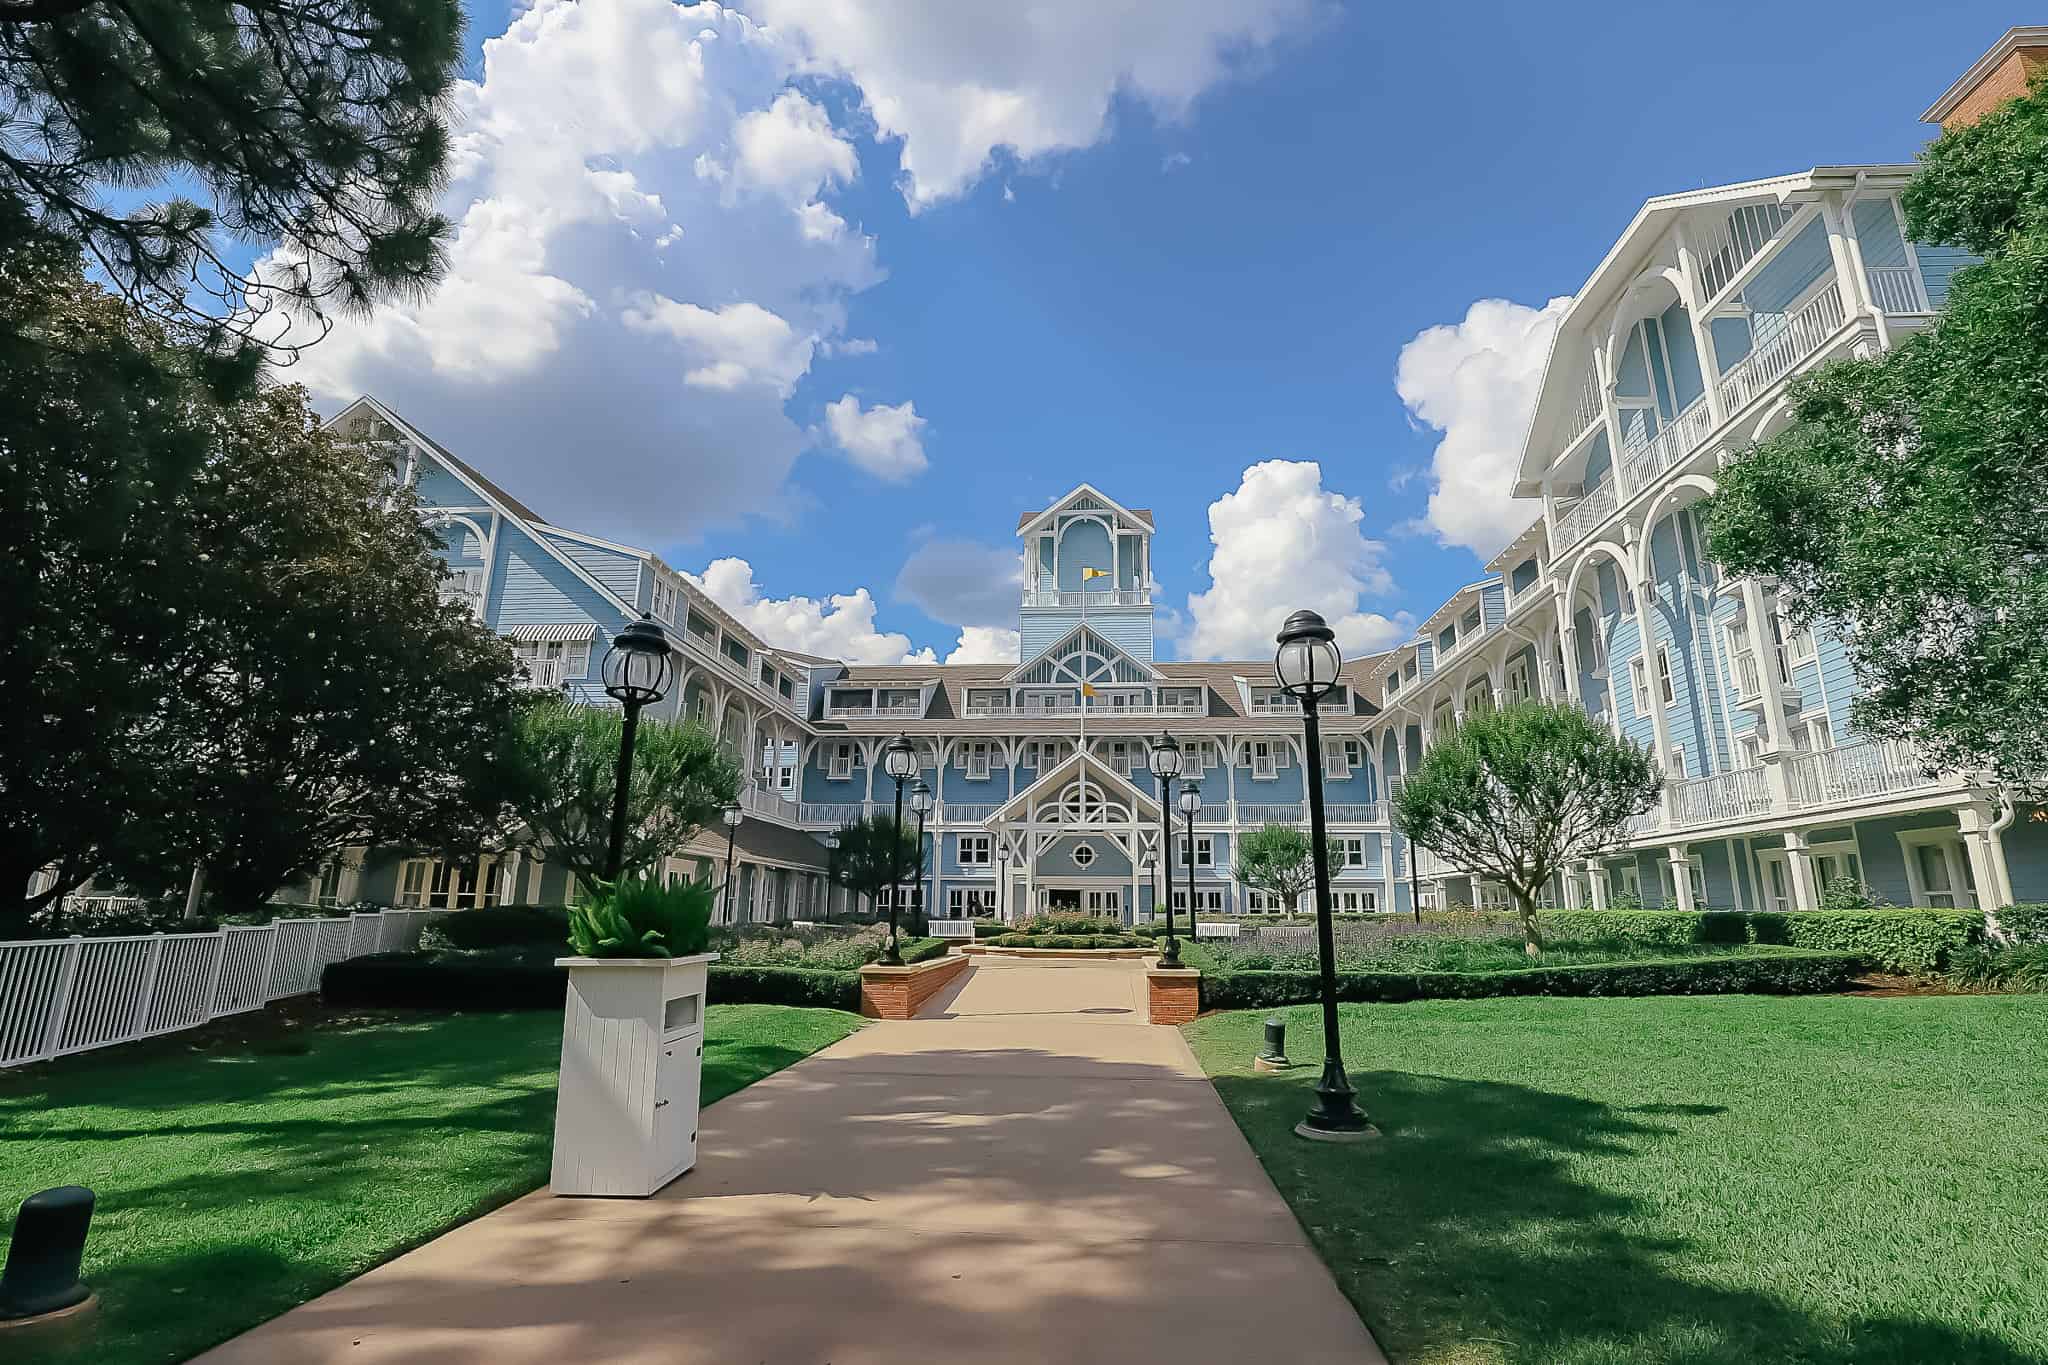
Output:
left=708, top=965, right=860, bottom=1010
left=567, top=877, right=714, bottom=959
left=1997, top=904, right=2048, bottom=945
left=986, top=932, right=1145, bottom=950
left=1198, top=950, right=1863, bottom=1011
left=1019, top=913, right=1124, bottom=936
left=713, top=923, right=946, bottom=969
left=1518, top=909, right=1979, bottom=973
left=1946, top=942, right=2048, bottom=992
left=424, top=905, right=569, bottom=951
left=323, top=948, right=566, bottom=1010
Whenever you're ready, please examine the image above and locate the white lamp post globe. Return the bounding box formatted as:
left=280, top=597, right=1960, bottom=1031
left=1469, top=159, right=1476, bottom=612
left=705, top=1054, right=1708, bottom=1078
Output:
left=601, top=614, right=675, bottom=707
left=1274, top=608, right=1342, bottom=705
left=721, top=803, right=742, bottom=829
left=883, top=733, right=917, bottom=781
left=1147, top=731, right=1184, bottom=781
left=910, top=779, right=933, bottom=816
left=1177, top=783, right=1202, bottom=820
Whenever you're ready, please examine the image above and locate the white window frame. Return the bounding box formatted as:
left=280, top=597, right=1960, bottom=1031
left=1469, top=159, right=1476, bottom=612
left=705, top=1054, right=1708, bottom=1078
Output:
left=958, top=834, right=992, bottom=867
left=1177, top=835, right=1214, bottom=868
left=1898, top=829, right=1977, bottom=909
left=1630, top=656, right=1652, bottom=714
left=1250, top=741, right=1277, bottom=780
left=1503, top=657, right=1532, bottom=704
left=1802, top=717, right=1834, bottom=751
left=651, top=578, right=679, bottom=625
left=1337, top=837, right=1365, bottom=868
left=1332, top=889, right=1378, bottom=912
left=947, top=887, right=994, bottom=918
left=1171, top=888, right=1227, bottom=913
left=1737, top=733, right=1762, bottom=766
left=828, top=742, right=858, bottom=781
left=1655, top=645, right=1676, bottom=707
left=1668, top=743, right=1686, bottom=779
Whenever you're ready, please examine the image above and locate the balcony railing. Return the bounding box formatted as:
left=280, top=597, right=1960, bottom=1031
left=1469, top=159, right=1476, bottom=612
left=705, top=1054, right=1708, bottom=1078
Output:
left=1785, top=737, right=1944, bottom=809
left=1621, top=392, right=1715, bottom=495
left=939, top=802, right=1002, bottom=825
left=1865, top=265, right=1926, bottom=315
left=516, top=657, right=569, bottom=690
left=1717, top=283, right=1845, bottom=418
left=1668, top=765, right=1774, bottom=827
left=1021, top=588, right=1151, bottom=607
left=1238, top=803, right=1305, bottom=824
left=740, top=787, right=800, bottom=825
left=799, top=802, right=876, bottom=827
left=960, top=699, right=1206, bottom=719
left=1555, top=479, right=1618, bottom=549
left=825, top=702, right=924, bottom=720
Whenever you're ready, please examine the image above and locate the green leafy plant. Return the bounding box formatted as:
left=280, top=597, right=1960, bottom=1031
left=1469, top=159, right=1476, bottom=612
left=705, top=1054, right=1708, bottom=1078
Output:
left=1946, top=943, right=2048, bottom=992
left=566, top=877, right=714, bottom=960
left=1232, top=825, right=1342, bottom=913
left=1818, top=878, right=1894, bottom=911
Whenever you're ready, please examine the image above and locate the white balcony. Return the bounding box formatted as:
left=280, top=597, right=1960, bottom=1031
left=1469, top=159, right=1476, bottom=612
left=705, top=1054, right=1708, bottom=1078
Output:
left=1555, top=479, right=1618, bottom=549
left=1022, top=588, right=1152, bottom=608
left=740, top=787, right=801, bottom=825
left=1620, top=393, right=1715, bottom=495
left=960, top=698, right=1206, bottom=719
left=1785, top=737, right=1945, bottom=809
left=939, top=802, right=1002, bottom=825
left=799, top=801, right=877, bottom=827
left=515, top=657, right=569, bottom=690
left=1238, top=803, right=1306, bottom=824
left=825, top=703, right=925, bottom=720
left=1668, top=764, right=1774, bottom=827
left=1865, top=265, right=1929, bottom=315
left=1716, top=283, right=1846, bottom=418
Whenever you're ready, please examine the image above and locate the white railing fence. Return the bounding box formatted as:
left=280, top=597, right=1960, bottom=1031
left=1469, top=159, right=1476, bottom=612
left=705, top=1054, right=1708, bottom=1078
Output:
left=0, top=910, right=440, bottom=1069
left=1620, top=393, right=1715, bottom=496
left=1716, top=283, right=1845, bottom=418
left=1555, top=478, right=1618, bottom=549
left=1865, top=265, right=1927, bottom=315
left=1668, top=764, right=1774, bottom=827
left=1785, top=737, right=1941, bottom=809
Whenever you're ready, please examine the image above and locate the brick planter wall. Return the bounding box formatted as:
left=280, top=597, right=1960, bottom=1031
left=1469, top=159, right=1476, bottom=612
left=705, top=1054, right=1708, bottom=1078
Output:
left=1147, top=968, right=1200, bottom=1026
left=859, top=953, right=971, bottom=1019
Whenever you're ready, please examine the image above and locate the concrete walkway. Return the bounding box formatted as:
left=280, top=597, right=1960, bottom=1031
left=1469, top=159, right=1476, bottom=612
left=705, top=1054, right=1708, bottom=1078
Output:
left=198, top=957, right=1385, bottom=1364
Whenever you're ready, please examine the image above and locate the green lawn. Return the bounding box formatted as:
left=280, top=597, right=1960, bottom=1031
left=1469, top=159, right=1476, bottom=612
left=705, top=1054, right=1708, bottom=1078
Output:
left=1185, top=995, right=2048, bottom=1365
left=2, top=1003, right=861, bottom=1365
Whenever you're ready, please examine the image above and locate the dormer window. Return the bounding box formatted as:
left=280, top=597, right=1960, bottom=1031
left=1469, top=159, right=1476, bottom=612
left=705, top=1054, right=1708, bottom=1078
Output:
left=651, top=578, right=679, bottom=625
left=686, top=610, right=717, bottom=642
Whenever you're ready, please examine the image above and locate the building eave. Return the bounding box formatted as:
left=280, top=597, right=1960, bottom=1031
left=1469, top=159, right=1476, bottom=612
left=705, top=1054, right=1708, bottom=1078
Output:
left=1922, top=26, right=2048, bottom=123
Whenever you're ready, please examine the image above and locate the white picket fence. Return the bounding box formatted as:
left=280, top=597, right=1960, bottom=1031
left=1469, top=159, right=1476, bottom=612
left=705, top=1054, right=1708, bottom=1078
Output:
left=0, top=910, right=441, bottom=1069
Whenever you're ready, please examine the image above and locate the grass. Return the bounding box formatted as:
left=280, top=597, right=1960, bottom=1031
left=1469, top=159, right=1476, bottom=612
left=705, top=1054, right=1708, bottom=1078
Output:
left=1185, top=995, right=2048, bottom=1365
left=1194, top=928, right=1806, bottom=975
left=1, top=1001, right=861, bottom=1365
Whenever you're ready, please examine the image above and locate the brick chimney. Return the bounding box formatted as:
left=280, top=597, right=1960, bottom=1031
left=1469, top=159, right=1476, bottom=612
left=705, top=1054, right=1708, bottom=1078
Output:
left=1924, top=26, right=2048, bottom=131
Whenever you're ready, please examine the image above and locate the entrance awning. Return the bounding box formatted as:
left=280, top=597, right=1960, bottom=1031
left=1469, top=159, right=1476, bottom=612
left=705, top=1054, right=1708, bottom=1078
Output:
left=503, top=622, right=601, bottom=643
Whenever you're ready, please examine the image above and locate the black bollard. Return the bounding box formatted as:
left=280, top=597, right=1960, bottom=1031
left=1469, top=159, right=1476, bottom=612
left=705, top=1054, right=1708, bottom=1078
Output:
left=1254, top=1014, right=1293, bottom=1071
left=0, top=1186, right=95, bottom=1321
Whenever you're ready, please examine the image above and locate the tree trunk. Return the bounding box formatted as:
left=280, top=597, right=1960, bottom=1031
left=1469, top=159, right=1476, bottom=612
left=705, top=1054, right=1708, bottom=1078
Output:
left=1515, top=890, right=1544, bottom=958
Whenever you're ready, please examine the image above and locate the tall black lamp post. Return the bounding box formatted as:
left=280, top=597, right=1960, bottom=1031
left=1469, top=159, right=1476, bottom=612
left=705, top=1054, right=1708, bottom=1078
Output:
left=879, top=733, right=916, bottom=965
left=600, top=614, right=675, bottom=883
left=1276, top=609, right=1373, bottom=1142
left=910, top=778, right=934, bottom=923
left=995, top=843, right=1009, bottom=922
left=1147, top=732, right=1186, bottom=966
left=1177, top=781, right=1202, bottom=956
left=720, top=801, right=742, bottom=924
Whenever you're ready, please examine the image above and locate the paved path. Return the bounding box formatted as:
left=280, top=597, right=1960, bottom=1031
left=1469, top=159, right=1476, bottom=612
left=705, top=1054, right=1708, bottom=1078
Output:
left=198, top=957, right=1385, bottom=1364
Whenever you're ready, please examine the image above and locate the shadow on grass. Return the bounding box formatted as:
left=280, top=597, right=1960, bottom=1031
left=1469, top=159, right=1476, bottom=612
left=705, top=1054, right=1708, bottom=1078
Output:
left=1212, top=1069, right=2043, bottom=1365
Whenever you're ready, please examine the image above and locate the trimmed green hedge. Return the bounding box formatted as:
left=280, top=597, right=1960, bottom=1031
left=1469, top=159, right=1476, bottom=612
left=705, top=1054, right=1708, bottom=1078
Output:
left=986, top=933, right=1147, bottom=950
left=424, top=905, right=570, bottom=950
left=1998, top=904, right=2048, bottom=945
left=324, top=950, right=566, bottom=1009
left=708, top=965, right=859, bottom=1010
left=1512, top=910, right=1981, bottom=973
left=1199, top=949, right=1863, bottom=1011
left=898, top=937, right=951, bottom=964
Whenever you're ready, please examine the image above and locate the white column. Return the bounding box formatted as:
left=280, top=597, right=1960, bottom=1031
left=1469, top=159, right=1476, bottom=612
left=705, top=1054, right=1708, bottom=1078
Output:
left=1553, top=593, right=1584, bottom=707
left=1957, top=803, right=2011, bottom=911
left=1667, top=845, right=1696, bottom=913
left=1588, top=860, right=1611, bottom=910
left=1821, top=195, right=1877, bottom=320
left=1783, top=830, right=1819, bottom=912
left=1673, top=222, right=1729, bottom=426
left=1562, top=868, right=1585, bottom=909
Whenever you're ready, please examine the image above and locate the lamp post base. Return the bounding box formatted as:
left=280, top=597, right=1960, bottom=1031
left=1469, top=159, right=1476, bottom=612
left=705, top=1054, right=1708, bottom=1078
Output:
left=1159, top=935, right=1182, bottom=968
left=1296, top=1059, right=1374, bottom=1141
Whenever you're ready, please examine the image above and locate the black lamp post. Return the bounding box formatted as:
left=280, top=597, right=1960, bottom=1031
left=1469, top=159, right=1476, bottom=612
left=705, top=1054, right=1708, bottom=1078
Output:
left=1177, top=781, right=1202, bottom=959
left=910, top=778, right=933, bottom=924
left=1276, top=609, right=1373, bottom=1142
left=879, top=733, right=916, bottom=965
left=720, top=801, right=742, bottom=924
left=995, top=843, right=1009, bottom=922
left=600, top=614, right=675, bottom=883
left=823, top=831, right=840, bottom=922
left=1147, top=732, right=1186, bottom=967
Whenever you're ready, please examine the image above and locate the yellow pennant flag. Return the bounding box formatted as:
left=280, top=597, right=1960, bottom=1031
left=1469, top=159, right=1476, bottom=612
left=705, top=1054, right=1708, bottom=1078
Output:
left=1082, top=566, right=1109, bottom=580
left=1081, top=683, right=1099, bottom=698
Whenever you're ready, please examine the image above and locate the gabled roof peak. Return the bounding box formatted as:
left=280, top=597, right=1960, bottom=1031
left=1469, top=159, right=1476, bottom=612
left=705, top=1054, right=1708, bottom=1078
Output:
left=1015, top=483, right=1154, bottom=537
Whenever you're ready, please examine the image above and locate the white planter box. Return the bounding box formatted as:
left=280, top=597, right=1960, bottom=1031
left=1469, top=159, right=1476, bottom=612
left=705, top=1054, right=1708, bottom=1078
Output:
left=550, top=952, right=718, bottom=1197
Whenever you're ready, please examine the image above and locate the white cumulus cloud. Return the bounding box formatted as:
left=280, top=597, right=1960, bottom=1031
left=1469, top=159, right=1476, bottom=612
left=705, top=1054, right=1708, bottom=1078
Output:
left=823, top=394, right=929, bottom=480
left=1184, top=460, right=1411, bottom=660
left=940, top=626, right=1022, bottom=665
left=1395, top=296, right=1570, bottom=561
left=747, top=0, right=1319, bottom=209
left=688, top=557, right=924, bottom=665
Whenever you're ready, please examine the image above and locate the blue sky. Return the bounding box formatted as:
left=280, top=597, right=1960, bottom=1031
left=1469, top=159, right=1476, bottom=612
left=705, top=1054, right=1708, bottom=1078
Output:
left=276, top=1, right=2015, bottom=665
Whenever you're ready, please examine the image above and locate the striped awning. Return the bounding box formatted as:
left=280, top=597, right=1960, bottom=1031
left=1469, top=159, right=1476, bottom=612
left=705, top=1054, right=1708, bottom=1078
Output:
left=503, top=623, right=600, bottom=644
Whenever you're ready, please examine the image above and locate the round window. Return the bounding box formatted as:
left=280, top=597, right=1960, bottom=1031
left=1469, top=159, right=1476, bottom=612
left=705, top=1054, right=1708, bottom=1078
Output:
left=1071, top=844, right=1096, bottom=868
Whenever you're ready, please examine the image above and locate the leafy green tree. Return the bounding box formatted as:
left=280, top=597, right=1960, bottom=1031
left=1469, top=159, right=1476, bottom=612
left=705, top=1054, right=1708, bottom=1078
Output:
left=1703, top=77, right=2048, bottom=796
left=95, top=381, right=527, bottom=908
left=4, top=242, right=521, bottom=916
left=1231, top=824, right=1341, bottom=914
left=0, top=0, right=461, bottom=358
left=828, top=813, right=917, bottom=923
left=505, top=699, right=739, bottom=891
left=1391, top=702, right=1662, bottom=956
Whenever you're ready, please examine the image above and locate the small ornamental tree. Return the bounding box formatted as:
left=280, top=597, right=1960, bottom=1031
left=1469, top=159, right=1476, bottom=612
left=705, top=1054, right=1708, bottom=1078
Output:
left=1232, top=825, right=1342, bottom=915
left=829, top=813, right=917, bottom=921
left=1703, top=75, right=2048, bottom=796
left=1391, top=702, right=1662, bottom=957
left=505, top=700, right=739, bottom=889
